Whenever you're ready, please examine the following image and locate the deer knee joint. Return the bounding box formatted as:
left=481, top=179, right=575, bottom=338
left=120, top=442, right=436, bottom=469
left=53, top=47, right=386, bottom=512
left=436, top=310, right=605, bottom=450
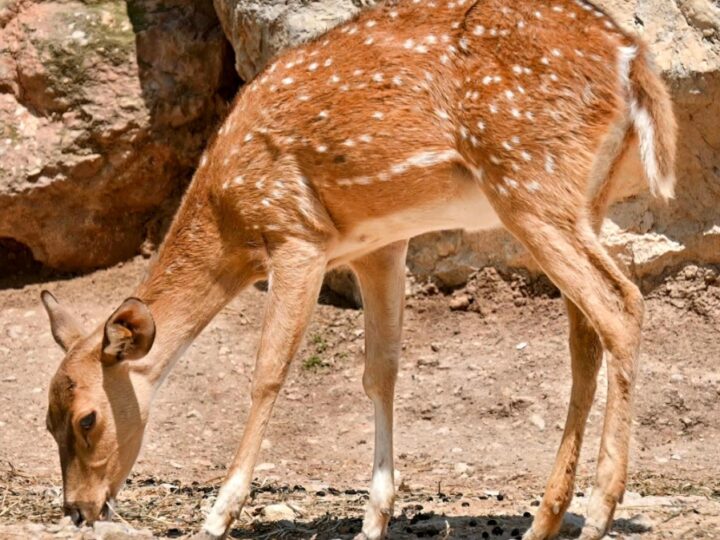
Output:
left=251, top=377, right=283, bottom=402
left=362, top=362, right=397, bottom=400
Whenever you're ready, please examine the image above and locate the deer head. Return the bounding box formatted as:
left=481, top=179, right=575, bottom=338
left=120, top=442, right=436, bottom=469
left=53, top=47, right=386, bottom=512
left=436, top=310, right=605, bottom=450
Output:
left=41, top=291, right=156, bottom=525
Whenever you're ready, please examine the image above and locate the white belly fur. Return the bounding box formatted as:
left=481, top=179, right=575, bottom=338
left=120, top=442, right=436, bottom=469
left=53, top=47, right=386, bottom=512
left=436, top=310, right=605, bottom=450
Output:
left=329, top=181, right=502, bottom=265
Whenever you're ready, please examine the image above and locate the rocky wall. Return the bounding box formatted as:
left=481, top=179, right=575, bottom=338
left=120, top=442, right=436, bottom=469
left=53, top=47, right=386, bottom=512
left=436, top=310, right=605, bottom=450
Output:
left=0, top=0, right=236, bottom=271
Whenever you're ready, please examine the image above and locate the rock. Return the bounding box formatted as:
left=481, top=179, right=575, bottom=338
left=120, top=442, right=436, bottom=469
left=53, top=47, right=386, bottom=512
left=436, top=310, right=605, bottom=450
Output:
left=625, top=513, right=654, bottom=533
left=261, top=502, right=297, bottom=521
left=559, top=512, right=585, bottom=536
left=676, top=0, right=720, bottom=38
left=213, top=0, right=379, bottom=81
left=529, top=414, right=546, bottom=431
left=510, top=395, right=535, bottom=410
left=449, top=293, right=471, bottom=311
left=0, top=0, right=235, bottom=271
left=322, top=267, right=363, bottom=307
left=6, top=325, right=23, bottom=339
left=93, top=520, right=153, bottom=539
left=454, top=462, right=473, bottom=475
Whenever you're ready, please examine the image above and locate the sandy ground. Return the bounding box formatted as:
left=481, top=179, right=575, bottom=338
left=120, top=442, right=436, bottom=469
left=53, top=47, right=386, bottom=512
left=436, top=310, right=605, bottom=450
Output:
left=0, top=257, right=719, bottom=539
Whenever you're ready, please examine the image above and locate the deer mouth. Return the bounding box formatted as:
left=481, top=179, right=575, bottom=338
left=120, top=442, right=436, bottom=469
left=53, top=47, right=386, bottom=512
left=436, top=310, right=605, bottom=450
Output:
left=99, top=498, right=114, bottom=521
left=65, top=498, right=113, bottom=526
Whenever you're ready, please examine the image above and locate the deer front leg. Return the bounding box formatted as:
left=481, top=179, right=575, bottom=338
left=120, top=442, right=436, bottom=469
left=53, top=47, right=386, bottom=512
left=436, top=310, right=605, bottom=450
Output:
left=350, top=241, right=408, bottom=540
left=195, top=241, right=327, bottom=539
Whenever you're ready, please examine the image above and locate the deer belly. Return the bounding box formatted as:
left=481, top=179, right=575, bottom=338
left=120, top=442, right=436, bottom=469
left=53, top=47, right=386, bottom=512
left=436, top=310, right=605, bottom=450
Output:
left=329, top=186, right=502, bottom=264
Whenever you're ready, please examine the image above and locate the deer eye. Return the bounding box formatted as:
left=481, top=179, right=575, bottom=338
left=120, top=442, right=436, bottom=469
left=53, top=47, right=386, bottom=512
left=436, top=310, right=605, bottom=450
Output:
left=79, top=412, right=96, bottom=431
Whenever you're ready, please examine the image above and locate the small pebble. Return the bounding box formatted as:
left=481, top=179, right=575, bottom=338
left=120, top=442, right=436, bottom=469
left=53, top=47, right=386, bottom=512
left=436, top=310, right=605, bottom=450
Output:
left=262, top=502, right=296, bottom=521
left=449, top=294, right=471, bottom=311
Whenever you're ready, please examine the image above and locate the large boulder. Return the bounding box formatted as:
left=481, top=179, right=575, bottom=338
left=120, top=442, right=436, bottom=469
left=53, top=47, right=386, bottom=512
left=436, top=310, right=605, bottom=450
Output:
left=214, top=0, right=720, bottom=292
left=0, top=0, right=235, bottom=271
left=212, top=0, right=377, bottom=82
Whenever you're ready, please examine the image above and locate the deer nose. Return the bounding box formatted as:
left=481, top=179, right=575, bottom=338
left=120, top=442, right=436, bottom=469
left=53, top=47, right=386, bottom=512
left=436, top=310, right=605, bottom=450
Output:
left=64, top=504, right=84, bottom=526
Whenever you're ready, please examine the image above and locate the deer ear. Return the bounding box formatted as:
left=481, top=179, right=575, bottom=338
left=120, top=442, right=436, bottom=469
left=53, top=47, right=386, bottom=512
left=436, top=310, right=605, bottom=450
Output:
left=40, top=291, right=85, bottom=352
left=102, top=298, right=155, bottom=364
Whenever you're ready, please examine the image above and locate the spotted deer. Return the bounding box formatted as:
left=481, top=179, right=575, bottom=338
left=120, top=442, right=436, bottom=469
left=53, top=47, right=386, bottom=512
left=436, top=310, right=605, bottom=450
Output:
left=41, top=0, right=676, bottom=539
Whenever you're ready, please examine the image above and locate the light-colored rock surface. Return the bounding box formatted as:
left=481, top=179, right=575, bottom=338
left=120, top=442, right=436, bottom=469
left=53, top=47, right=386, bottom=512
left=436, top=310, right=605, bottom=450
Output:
left=215, top=0, right=720, bottom=292
left=594, top=0, right=720, bottom=288
left=261, top=502, right=298, bottom=521
left=0, top=0, right=232, bottom=270
left=212, top=0, right=377, bottom=81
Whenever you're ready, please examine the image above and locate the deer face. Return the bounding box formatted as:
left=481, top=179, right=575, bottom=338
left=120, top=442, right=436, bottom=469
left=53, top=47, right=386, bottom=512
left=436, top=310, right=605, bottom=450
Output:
left=41, top=292, right=156, bottom=525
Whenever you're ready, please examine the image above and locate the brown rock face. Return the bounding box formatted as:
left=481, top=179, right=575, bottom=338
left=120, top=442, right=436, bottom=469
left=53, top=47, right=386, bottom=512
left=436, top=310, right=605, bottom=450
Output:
left=0, top=0, right=236, bottom=271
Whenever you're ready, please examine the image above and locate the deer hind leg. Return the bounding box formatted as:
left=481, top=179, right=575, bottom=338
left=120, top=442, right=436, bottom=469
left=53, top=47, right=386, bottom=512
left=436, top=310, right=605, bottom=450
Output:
left=523, top=206, right=610, bottom=540
left=493, top=197, right=642, bottom=540
left=523, top=298, right=603, bottom=540
left=349, top=240, right=409, bottom=540
left=198, top=240, right=327, bottom=539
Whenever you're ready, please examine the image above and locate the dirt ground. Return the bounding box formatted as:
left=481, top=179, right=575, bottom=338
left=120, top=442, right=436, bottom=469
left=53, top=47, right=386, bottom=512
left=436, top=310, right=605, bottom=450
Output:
left=0, top=257, right=719, bottom=539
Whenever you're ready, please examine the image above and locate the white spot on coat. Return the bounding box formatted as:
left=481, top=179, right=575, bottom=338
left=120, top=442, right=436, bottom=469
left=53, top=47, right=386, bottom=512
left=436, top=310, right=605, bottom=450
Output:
left=545, top=154, right=556, bottom=173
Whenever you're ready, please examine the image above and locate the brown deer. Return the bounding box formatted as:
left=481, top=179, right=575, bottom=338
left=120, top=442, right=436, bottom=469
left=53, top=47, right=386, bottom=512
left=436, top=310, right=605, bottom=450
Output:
left=41, top=1, right=676, bottom=539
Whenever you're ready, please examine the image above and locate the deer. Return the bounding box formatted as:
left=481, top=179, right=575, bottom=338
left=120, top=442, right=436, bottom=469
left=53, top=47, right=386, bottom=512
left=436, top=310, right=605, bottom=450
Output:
left=40, top=0, right=677, bottom=539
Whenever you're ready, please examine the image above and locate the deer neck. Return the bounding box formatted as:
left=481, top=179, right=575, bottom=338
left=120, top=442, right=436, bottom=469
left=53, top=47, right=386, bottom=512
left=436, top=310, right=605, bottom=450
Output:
left=127, top=192, right=261, bottom=391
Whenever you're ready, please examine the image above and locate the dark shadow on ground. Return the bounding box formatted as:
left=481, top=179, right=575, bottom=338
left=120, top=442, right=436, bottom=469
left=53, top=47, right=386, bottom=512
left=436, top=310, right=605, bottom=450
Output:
left=227, top=512, right=534, bottom=540
left=225, top=511, right=652, bottom=540
left=0, top=237, right=78, bottom=290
